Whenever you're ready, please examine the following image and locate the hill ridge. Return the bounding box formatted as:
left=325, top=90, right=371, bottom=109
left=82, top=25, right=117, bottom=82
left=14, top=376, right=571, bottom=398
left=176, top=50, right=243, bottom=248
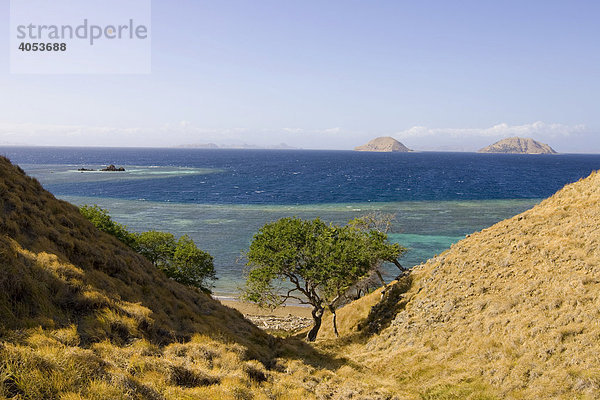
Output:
left=325, top=170, right=600, bottom=398
left=0, top=156, right=395, bottom=399
left=0, top=156, right=263, bottom=345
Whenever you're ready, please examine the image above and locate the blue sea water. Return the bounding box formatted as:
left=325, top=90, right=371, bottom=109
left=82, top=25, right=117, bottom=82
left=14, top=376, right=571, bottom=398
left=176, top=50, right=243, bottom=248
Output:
left=3, top=147, right=600, bottom=296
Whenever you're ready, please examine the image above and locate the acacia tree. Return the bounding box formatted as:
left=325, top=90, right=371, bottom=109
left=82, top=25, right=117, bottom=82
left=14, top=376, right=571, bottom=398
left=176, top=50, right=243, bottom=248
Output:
left=243, top=217, right=406, bottom=341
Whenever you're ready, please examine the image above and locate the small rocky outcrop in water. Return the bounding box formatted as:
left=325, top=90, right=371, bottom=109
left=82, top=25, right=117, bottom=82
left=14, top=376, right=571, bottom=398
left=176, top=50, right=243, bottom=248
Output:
left=478, top=137, right=557, bottom=154
left=100, top=164, right=126, bottom=172
left=77, top=168, right=95, bottom=171
left=354, top=136, right=411, bottom=152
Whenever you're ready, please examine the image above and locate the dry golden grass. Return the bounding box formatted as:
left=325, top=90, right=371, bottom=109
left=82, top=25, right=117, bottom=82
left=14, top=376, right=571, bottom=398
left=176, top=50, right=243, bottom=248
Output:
left=0, top=157, right=396, bottom=399
left=2, top=155, right=600, bottom=399
left=316, top=171, right=600, bottom=398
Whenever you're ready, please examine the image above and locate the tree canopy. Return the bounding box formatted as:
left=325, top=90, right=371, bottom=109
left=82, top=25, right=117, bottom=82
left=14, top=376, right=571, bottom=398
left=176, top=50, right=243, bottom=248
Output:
left=80, top=205, right=216, bottom=292
left=171, top=235, right=216, bottom=290
left=243, top=216, right=406, bottom=341
left=136, top=230, right=177, bottom=267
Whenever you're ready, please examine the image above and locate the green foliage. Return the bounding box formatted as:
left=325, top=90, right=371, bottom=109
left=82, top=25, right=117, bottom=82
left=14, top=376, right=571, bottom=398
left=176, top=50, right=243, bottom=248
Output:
left=136, top=230, right=177, bottom=267
left=243, top=217, right=405, bottom=339
left=171, top=235, right=216, bottom=291
left=79, top=205, right=137, bottom=248
left=80, top=205, right=216, bottom=291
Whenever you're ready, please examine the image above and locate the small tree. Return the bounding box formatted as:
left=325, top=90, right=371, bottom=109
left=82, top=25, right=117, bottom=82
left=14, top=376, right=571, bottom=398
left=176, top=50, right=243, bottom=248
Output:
left=136, top=230, right=177, bottom=267
left=349, top=211, right=396, bottom=234
left=171, top=235, right=217, bottom=292
left=243, top=217, right=405, bottom=341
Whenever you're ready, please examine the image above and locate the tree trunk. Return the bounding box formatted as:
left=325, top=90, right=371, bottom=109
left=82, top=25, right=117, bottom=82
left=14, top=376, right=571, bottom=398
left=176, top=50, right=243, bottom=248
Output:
left=326, top=304, right=339, bottom=337
left=331, top=309, right=339, bottom=337
left=307, top=306, right=324, bottom=342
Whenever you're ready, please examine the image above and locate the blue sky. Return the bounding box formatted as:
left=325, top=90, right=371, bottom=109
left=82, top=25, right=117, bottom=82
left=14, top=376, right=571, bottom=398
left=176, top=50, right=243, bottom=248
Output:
left=0, top=0, right=599, bottom=151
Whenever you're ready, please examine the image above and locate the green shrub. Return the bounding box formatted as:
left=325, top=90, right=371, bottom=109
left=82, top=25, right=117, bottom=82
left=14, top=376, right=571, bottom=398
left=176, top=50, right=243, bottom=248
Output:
left=136, top=230, right=177, bottom=267
left=79, top=206, right=216, bottom=292
left=170, top=235, right=216, bottom=292
left=79, top=205, right=137, bottom=248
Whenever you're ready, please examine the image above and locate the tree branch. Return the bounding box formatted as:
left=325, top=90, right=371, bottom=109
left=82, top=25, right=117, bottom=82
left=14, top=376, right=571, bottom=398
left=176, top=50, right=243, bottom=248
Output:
left=280, top=295, right=312, bottom=306
left=285, top=272, right=311, bottom=297
left=392, top=259, right=406, bottom=271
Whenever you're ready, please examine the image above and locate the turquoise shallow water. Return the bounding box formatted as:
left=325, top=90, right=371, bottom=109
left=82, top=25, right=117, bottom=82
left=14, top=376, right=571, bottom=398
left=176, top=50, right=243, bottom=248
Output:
left=59, top=195, right=539, bottom=296
left=10, top=147, right=592, bottom=297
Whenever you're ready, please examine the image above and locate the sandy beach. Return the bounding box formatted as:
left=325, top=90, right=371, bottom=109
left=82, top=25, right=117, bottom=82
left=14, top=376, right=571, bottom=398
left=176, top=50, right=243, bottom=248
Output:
left=219, top=299, right=312, bottom=318
left=219, top=299, right=313, bottom=331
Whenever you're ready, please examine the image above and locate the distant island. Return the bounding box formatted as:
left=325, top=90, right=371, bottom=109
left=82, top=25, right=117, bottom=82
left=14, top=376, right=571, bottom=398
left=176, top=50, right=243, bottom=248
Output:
left=478, top=137, right=557, bottom=154
left=354, top=136, right=411, bottom=152
left=176, top=143, right=298, bottom=150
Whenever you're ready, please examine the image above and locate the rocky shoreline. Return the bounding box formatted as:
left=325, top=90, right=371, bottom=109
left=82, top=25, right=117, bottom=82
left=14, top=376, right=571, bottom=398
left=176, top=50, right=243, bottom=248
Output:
left=245, top=314, right=313, bottom=331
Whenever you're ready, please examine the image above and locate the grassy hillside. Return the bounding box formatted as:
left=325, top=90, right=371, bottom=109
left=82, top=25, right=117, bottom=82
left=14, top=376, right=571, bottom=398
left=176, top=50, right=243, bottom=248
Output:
left=0, top=157, right=391, bottom=400
left=3, top=154, right=599, bottom=399
left=319, top=171, right=600, bottom=399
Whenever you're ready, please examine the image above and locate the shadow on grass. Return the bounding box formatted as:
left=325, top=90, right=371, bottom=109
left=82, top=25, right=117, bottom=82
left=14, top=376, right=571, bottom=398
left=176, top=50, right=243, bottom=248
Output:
left=277, top=337, right=350, bottom=369
left=265, top=274, right=414, bottom=372
left=358, top=273, right=413, bottom=335
left=313, top=274, right=414, bottom=352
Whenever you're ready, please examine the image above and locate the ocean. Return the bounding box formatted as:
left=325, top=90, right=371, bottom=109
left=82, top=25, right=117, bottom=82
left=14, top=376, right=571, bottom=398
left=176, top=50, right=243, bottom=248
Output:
left=3, top=146, right=600, bottom=297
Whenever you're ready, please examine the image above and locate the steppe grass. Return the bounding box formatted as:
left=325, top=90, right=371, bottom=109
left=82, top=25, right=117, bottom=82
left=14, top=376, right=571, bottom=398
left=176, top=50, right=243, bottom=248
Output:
left=2, top=156, right=600, bottom=399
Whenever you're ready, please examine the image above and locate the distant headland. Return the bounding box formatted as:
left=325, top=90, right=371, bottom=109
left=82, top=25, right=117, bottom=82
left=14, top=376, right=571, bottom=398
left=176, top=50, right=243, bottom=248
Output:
left=478, top=137, right=557, bottom=154
left=354, top=136, right=411, bottom=152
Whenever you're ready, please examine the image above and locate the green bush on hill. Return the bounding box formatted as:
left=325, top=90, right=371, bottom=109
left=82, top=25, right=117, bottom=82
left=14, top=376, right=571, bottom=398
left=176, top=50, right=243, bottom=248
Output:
left=136, top=230, right=177, bottom=267
left=79, top=205, right=216, bottom=291
left=172, top=235, right=216, bottom=291
left=79, top=204, right=137, bottom=248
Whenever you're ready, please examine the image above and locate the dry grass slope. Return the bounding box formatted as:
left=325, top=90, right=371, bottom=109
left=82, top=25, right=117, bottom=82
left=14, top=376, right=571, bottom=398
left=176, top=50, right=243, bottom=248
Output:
left=3, top=155, right=598, bottom=399
left=0, top=157, right=397, bottom=400
left=321, top=171, right=600, bottom=399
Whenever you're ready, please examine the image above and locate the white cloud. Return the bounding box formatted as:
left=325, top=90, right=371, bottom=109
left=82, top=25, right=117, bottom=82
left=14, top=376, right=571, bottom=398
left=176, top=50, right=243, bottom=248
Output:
left=395, top=121, right=586, bottom=140
left=0, top=122, right=259, bottom=146
left=389, top=122, right=591, bottom=152
left=0, top=121, right=593, bottom=152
